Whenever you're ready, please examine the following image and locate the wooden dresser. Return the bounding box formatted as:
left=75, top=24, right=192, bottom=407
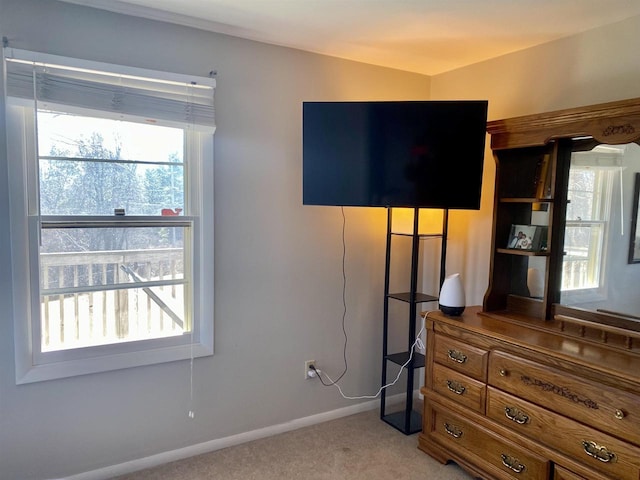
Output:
left=418, top=306, right=640, bottom=480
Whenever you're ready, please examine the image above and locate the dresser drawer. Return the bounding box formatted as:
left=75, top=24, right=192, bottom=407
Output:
left=432, top=363, right=486, bottom=413
left=553, top=467, right=584, bottom=480
left=429, top=403, right=549, bottom=480
left=488, top=350, right=640, bottom=446
left=433, top=333, right=488, bottom=381
left=487, top=387, right=640, bottom=480
left=552, top=465, right=611, bottom=480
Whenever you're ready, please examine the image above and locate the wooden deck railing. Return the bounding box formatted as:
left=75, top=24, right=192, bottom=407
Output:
left=40, top=248, right=186, bottom=351
left=561, top=256, right=594, bottom=291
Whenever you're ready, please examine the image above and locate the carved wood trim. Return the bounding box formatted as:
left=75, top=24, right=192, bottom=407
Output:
left=519, top=374, right=600, bottom=409
left=487, top=97, right=640, bottom=150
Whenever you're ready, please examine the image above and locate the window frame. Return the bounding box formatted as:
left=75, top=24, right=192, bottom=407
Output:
left=6, top=56, right=215, bottom=384
left=561, top=165, right=614, bottom=301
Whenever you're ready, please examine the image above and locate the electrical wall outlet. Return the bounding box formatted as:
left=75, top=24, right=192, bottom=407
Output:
left=305, top=360, right=316, bottom=379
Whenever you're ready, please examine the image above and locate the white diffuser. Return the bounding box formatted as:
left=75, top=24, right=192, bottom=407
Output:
left=527, top=267, right=545, bottom=299
left=439, top=273, right=465, bottom=316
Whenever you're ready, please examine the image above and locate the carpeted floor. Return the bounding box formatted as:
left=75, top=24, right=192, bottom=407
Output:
left=112, top=409, right=474, bottom=479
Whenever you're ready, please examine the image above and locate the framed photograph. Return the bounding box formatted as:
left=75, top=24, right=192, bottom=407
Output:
left=507, top=224, right=548, bottom=251
left=629, top=173, right=640, bottom=263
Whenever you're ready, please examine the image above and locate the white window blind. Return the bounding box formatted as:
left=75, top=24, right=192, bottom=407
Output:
left=5, top=48, right=216, bottom=130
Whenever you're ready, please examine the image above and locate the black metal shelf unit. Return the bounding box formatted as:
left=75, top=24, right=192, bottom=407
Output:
left=380, top=207, right=448, bottom=435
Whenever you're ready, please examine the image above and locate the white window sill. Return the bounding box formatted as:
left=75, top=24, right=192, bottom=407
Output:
left=16, top=340, right=213, bottom=384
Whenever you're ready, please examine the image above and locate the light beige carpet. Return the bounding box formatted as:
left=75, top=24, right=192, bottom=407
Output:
left=112, top=409, right=474, bottom=479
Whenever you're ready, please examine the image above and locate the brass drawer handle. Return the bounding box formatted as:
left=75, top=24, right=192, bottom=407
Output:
left=582, top=440, right=617, bottom=463
left=615, top=409, right=625, bottom=420
left=446, top=379, right=466, bottom=395
left=444, top=422, right=463, bottom=439
left=500, top=454, right=525, bottom=473
left=447, top=349, right=468, bottom=364
left=499, top=369, right=507, bottom=377
left=504, top=406, right=530, bottom=425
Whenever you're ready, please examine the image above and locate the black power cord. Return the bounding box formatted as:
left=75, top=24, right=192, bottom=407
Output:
left=315, top=206, right=348, bottom=387
left=309, top=207, right=429, bottom=399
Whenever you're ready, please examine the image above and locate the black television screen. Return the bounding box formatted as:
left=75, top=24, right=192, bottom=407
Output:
left=302, top=100, right=488, bottom=209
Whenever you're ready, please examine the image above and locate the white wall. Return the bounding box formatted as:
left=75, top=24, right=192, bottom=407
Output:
left=3, top=1, right=640, bottom=478
left=0, top=1, right=431, bottom=478
left=430, top=14, right=640, bottom=305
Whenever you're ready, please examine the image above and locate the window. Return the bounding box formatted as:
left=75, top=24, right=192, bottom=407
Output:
left=5, top=49, right=215, bottom=383
left=562, top=148, right=617, bottom=296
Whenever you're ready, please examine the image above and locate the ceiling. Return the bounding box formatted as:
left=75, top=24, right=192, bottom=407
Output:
left=59, top=0, right=640, bottom=75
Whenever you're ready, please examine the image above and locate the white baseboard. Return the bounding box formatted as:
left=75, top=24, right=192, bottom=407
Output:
left=58, top=392, right=413, bottom=480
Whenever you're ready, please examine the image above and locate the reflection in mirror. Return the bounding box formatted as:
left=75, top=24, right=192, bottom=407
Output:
left=560, top=142, right=640, bottom=320
left=526, top=212, right=550, bottom=300
left=630, top=172, right=640, bottom=264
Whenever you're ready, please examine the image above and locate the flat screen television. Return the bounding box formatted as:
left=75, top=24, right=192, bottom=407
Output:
left=302, top=100, right=488, bottom=209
